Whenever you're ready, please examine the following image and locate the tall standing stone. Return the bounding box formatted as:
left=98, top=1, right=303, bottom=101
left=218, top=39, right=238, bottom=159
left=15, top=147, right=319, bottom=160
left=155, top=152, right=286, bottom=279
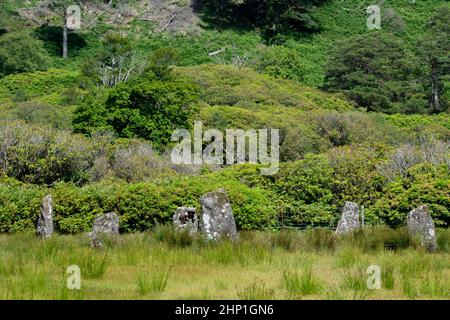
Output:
left=406, top=205, right=438, bottom=251
left=88, top=212, right=120, bottom=248
left=36, top=195, right=53, bottom=238
left=335, top=202, right=360, bottom=235
left=173, top=207, right=198, bottom=235
left=200, top=189, right=238, bottom=241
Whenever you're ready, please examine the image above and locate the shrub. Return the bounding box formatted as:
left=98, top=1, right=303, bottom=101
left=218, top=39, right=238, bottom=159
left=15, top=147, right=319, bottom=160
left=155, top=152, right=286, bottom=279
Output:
left=0, top=121, right=93, bottom=184
left=0, top=32, right=50, bottom=77
left=0, top=172, right=278, bottom=233
left=255, top=46, right=306, bottom=82
left=370, top=163, right=450, bottom=227
left=274, top=154, right=333, bottom=204
left=74, top=77, right=199, bottom=149
left=327, top=144, right=387, bottom=208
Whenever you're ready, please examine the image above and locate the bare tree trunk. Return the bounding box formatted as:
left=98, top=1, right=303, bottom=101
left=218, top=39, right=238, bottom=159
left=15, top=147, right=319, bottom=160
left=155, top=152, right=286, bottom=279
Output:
left=63, top=8, right=68, bottom=59
left=430, top=61, right=440, bottom=113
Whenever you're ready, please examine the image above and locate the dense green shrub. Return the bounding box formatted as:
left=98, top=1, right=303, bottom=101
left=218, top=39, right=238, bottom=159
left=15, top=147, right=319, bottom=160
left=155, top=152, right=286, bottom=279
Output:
left=255, top=46, right=306, bottom=82
left=327, top=144, right=387, bottom=207
left=369, top=163, right=450, bottom=227
left=73, top=76, right=199, bottom=149
left=0, top=173, right=278, bottom=234
left=274, top=154, right=333, bottom=204
left=0, top=69, right=80, bottom=99
left=0, top=32, right=51, bottom=78
left=0, top=121, right=180, bottom=185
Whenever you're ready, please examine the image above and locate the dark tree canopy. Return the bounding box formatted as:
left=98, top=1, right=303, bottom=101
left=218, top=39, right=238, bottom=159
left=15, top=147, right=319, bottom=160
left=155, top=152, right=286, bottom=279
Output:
left=324, top=31, right=427, bottom=114
left=418, top=7, right=450, bottom=113
left=198, top=0, right=328, bottom=42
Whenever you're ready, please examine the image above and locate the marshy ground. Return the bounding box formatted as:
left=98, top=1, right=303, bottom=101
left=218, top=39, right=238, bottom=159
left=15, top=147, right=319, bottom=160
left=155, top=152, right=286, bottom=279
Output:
left=0, top=227, right=449, bottom=300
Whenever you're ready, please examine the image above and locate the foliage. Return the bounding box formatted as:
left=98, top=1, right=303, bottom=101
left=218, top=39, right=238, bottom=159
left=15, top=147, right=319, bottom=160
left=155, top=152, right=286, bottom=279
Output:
left=148, top=47, right=180, bottom=80
left=324, top=31, right=427, bottom=114
left=418, top=7, right=450, bottom=113
left=73, top=77, right=199, bottom=149
left=0, top=121, right=93, bottom=185
left=199, top=0, right=328, bottom=42
left=81, top=33, right=147, bottom=88
left=369, top=163, right=450, bottom=227
left=0, top=173, right=278, bottom=233
left=0, top=32, right=51, bottom=77
left=176, top=64, right=353, bottom=111
left=255, top=45, right=306, bottom=82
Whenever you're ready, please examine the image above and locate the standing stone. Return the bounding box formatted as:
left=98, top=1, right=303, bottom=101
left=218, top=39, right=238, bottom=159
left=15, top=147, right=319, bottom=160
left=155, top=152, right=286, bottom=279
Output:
left=406, top=205, right=438, bottom=251
left=200, top=189, right=238, bottom=241
left=173, top=207, right=198, bottom=235
left=88, top=212, right=119, bottom=248
left=335, top=202, right=360, bottom=235
left=36, top=195, right=53, bottom=238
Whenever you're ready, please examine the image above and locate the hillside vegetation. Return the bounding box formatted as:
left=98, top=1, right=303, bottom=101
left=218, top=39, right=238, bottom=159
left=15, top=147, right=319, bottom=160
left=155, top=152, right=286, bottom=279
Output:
left=0, top=0, right=448, bottom=233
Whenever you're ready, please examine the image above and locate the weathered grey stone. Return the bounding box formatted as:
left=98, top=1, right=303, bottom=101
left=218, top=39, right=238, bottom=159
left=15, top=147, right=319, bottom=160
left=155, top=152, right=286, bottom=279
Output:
left=335, top=202, right=360, bottom=235
left=200, top=189, right=238, bottom=241
left=36, top=195, right=53, bottom=238
left=173, top=207, right=198, bottom=235
left=406, top=205, right=438, bottom=251
left=88, top=212, right=119, bottom=248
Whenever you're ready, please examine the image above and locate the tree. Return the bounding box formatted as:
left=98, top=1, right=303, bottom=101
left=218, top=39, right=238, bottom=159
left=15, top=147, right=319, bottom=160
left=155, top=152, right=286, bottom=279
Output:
left=73, top=77, right=199, bottom=149
left=199, top=0, right=327, bottom=42
left=0, top=32, right=50, bottom=77
left=324, top=32, right=427, bottom=114
left=81, top=33, right=147, bottom=88
left=418, top=7, right=450, bottom=113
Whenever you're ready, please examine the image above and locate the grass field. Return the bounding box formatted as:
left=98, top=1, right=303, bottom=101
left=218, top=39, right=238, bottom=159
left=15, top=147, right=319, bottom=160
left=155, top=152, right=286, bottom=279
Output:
left=0, top=227, right=449, bottom=300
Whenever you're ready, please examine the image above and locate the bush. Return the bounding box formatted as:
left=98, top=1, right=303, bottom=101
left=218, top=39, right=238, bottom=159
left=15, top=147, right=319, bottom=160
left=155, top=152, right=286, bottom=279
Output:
left=0, top=121, right=93, bottom=184
left=255, top=46, right=306, bottom=82
left=369, top=163, right=450, bottom=227
left=327, top=144, right=387, bottom=208
left=73, top=77, right=199, bottom=149
left=0, top=172, right=278, bottom=233
left=274, top=154, right=333, bottom=204
left=0, top=32, right=50, bottom=77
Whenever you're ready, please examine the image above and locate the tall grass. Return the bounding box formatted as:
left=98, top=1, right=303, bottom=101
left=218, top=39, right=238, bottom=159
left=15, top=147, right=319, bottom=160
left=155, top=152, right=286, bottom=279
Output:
left=136, top=270, right=170, bottom=295
left=237, top=282, right=275, bottom=300
left=0, top=227, right=448, bottom=300
left=382, top=264, right=395, bottom=290
left=282, top=268, right=322, bottom=297
left=77, top=251, right=109, bottom=279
